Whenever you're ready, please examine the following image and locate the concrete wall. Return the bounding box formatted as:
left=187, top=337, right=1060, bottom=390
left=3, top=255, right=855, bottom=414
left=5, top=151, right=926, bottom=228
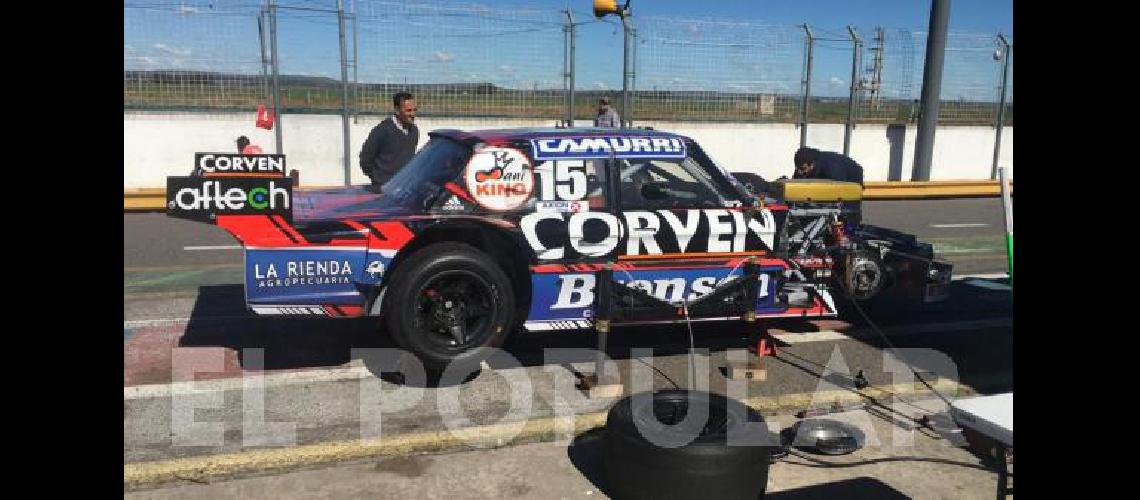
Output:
left=124, top=112, right=1012, bottom=189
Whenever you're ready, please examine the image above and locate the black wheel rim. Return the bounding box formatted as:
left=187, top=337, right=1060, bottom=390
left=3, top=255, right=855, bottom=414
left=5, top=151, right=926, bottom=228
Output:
left=411, top=270, right=496, bottom=350
left=637, top=396, right=732, bottom=437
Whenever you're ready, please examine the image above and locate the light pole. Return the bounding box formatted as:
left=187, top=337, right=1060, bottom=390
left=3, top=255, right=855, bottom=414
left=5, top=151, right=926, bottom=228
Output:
left=594, top=0, right=633, bottom=127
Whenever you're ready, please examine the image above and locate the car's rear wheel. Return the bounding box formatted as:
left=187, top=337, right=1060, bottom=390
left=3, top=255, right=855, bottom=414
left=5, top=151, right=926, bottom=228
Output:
left=383, top=242, right=515, bottom=371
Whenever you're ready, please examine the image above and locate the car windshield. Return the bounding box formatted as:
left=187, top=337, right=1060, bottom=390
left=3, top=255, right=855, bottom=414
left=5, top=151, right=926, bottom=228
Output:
left=683, top=141, right=750, bottom=202
left=379, top=136, right=470, bottom=209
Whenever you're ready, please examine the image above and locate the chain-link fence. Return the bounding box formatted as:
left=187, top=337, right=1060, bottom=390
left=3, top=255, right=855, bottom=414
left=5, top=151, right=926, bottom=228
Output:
left=857, top=28, right=920, bottom=124
left=353, top=0, right=567, bottom=118
left=632, top=17, right=804, bottom=123
left=913, top=32, right=1010, bottom=125
left=123, top=1, right=1011, bottom=127
left=124, top=1, right=267, bottom=112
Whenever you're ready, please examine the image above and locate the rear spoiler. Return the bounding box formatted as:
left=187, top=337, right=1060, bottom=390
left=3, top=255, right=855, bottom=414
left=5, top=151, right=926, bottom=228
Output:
left=166, top=153, right=296, bottom=224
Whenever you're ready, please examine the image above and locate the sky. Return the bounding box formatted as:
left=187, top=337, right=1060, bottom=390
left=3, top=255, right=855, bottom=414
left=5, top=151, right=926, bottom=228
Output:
left=124, top=0, right=1013, bottom=100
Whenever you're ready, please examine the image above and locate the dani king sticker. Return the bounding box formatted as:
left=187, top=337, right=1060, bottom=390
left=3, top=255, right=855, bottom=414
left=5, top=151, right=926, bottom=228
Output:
left=465, top=146, right=534, bottom=210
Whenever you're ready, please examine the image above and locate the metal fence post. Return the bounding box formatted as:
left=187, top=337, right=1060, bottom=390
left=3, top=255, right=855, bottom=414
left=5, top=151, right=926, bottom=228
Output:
left=563, top=10, right=576, bottom=126
left=258, top=10, right=270, bottom=109
left=352, top=0, right=359, bottom=125
left=799, top=24, right=814, bottom=148
left=269, top=0, right=283, bottom=155
left=337, top=0, right=351, bottom=186
left=631, top=27, right=638, bottom=126
left=844, top=26, right=862, bottom=156
left=990, top=34, right=1011, bottom=180
left=621, top=17, right=633, bottom=127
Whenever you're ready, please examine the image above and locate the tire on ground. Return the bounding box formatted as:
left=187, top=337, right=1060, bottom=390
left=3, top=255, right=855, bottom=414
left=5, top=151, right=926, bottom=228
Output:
left=602, top=390, right=775, bottom=500
left=383, top=242, right=515, bottom=371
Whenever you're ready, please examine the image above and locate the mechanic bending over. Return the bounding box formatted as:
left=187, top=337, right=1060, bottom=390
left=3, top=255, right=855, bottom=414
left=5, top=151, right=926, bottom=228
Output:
left=792, top=146, right=865, bottom=224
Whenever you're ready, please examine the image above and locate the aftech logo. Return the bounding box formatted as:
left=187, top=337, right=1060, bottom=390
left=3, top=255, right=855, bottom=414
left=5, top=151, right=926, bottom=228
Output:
left=166, top=177, right=293, bottom=222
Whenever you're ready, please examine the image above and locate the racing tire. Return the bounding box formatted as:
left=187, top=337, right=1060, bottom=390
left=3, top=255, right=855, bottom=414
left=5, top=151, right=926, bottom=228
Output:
left=602, top=390, right=774, bottom=500
left=383, top=242, right=516, bottom=371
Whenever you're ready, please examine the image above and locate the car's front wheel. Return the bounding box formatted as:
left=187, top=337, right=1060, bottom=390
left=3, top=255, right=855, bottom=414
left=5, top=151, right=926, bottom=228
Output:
left=383, top=243, right=516, bottom=371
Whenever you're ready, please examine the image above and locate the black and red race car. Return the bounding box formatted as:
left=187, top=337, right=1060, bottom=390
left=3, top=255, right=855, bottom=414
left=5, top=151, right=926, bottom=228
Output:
left=167, top=127, right=951, bottom=369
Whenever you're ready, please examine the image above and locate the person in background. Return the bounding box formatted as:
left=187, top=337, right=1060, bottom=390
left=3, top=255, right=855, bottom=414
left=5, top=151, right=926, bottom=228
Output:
left=792, top=147, right=864, bottom=185
left=237, top=135, right=264, bottom=155
left=792, top=146, right=864, bottom=223
left=594, top=96, right=620, bottom=128
left=359, top=92, right=420, bottom=191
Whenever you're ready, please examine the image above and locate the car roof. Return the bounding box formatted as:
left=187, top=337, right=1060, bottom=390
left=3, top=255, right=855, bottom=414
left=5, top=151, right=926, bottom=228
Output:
left=429, top=127, right=692, bottom=146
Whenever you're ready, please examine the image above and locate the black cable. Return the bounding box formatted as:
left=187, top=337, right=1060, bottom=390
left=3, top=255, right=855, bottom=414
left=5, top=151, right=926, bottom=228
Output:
left=681, top=298, right=697, bottom=391
left=778, top=448, right=994, bottom=473
left=842, top=288, right=955, bottom=410
left=632, top=357, right=680, bottom=390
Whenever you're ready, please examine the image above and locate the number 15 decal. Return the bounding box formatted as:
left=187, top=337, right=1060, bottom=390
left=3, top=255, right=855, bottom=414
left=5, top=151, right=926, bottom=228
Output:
left=535, top=161, right=587, bottom=201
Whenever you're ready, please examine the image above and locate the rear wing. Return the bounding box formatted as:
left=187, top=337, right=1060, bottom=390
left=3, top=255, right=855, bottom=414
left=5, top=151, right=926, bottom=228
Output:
left=166, top=153, right=294, bottom=224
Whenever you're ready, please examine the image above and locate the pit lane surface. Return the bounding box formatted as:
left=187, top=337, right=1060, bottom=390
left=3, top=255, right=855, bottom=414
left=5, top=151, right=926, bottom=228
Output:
left=124, top=198, right=1012, bottom=466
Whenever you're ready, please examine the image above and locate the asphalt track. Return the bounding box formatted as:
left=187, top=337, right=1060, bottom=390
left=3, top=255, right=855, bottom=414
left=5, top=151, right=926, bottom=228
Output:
left=123, top=198, right=1013, bottom=485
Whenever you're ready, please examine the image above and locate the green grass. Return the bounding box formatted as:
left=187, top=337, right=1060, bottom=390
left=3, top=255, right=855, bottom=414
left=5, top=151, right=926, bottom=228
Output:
left=124, top=83, right=1012, bottom=126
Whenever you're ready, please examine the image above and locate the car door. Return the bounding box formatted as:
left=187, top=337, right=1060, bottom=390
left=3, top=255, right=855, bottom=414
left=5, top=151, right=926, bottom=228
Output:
left=610, top=152, right=780, bottom=321
left=512, top=151, right=623, bottom=330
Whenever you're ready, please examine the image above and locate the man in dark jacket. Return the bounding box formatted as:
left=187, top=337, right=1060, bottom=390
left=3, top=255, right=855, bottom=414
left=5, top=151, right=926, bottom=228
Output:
left=792, top=147, right=864, bottom=185
left=359, top=92, right=420, bottom=191
left=792, top=146, right=864, bottom=223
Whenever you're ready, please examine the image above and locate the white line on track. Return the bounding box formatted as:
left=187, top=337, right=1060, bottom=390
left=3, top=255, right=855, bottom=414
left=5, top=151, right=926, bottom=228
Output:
left=962, top=279, right=1012, bottom=291
left=124, top=360, right=374, bottom=400
left=183, top=245, right=242, bottom=251
left=123, top=316, right=252, bottom=328
left=931, top=223, right=989, bottom=228
left=772, top=317, right=1012, bottom=344
left=956, top=272, right=1009, bottom=280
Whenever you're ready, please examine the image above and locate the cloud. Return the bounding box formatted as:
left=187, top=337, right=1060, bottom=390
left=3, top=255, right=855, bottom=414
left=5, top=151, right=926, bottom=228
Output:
left=498, top=65, right=514, bottom=74
left=399, top=56, right=418, bottom=64
left=593, top=81, right=607, bottom=89
left=829, top=76, right=844, bottom=87
left=176, top=5, right=199, bottom=15
left=153, top=43, right=191, bottom=57
left=430, top=51, right=454, bottom=62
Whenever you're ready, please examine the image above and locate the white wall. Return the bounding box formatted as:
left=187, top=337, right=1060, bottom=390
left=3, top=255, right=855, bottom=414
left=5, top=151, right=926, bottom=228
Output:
left=124, top=111, right=1012, bottom=189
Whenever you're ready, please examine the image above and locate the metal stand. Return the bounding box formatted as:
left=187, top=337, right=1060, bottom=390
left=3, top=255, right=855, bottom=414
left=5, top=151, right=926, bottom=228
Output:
left=726, top=258, right=771, bottom=381
left=582, top=265, right=623, bottom=399
left=995, top=443, right=1012, bottom=499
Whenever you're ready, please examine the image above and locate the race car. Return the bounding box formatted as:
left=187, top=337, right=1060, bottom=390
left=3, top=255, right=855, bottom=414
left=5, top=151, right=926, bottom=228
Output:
left=166, top=127, right=951, bottom=369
